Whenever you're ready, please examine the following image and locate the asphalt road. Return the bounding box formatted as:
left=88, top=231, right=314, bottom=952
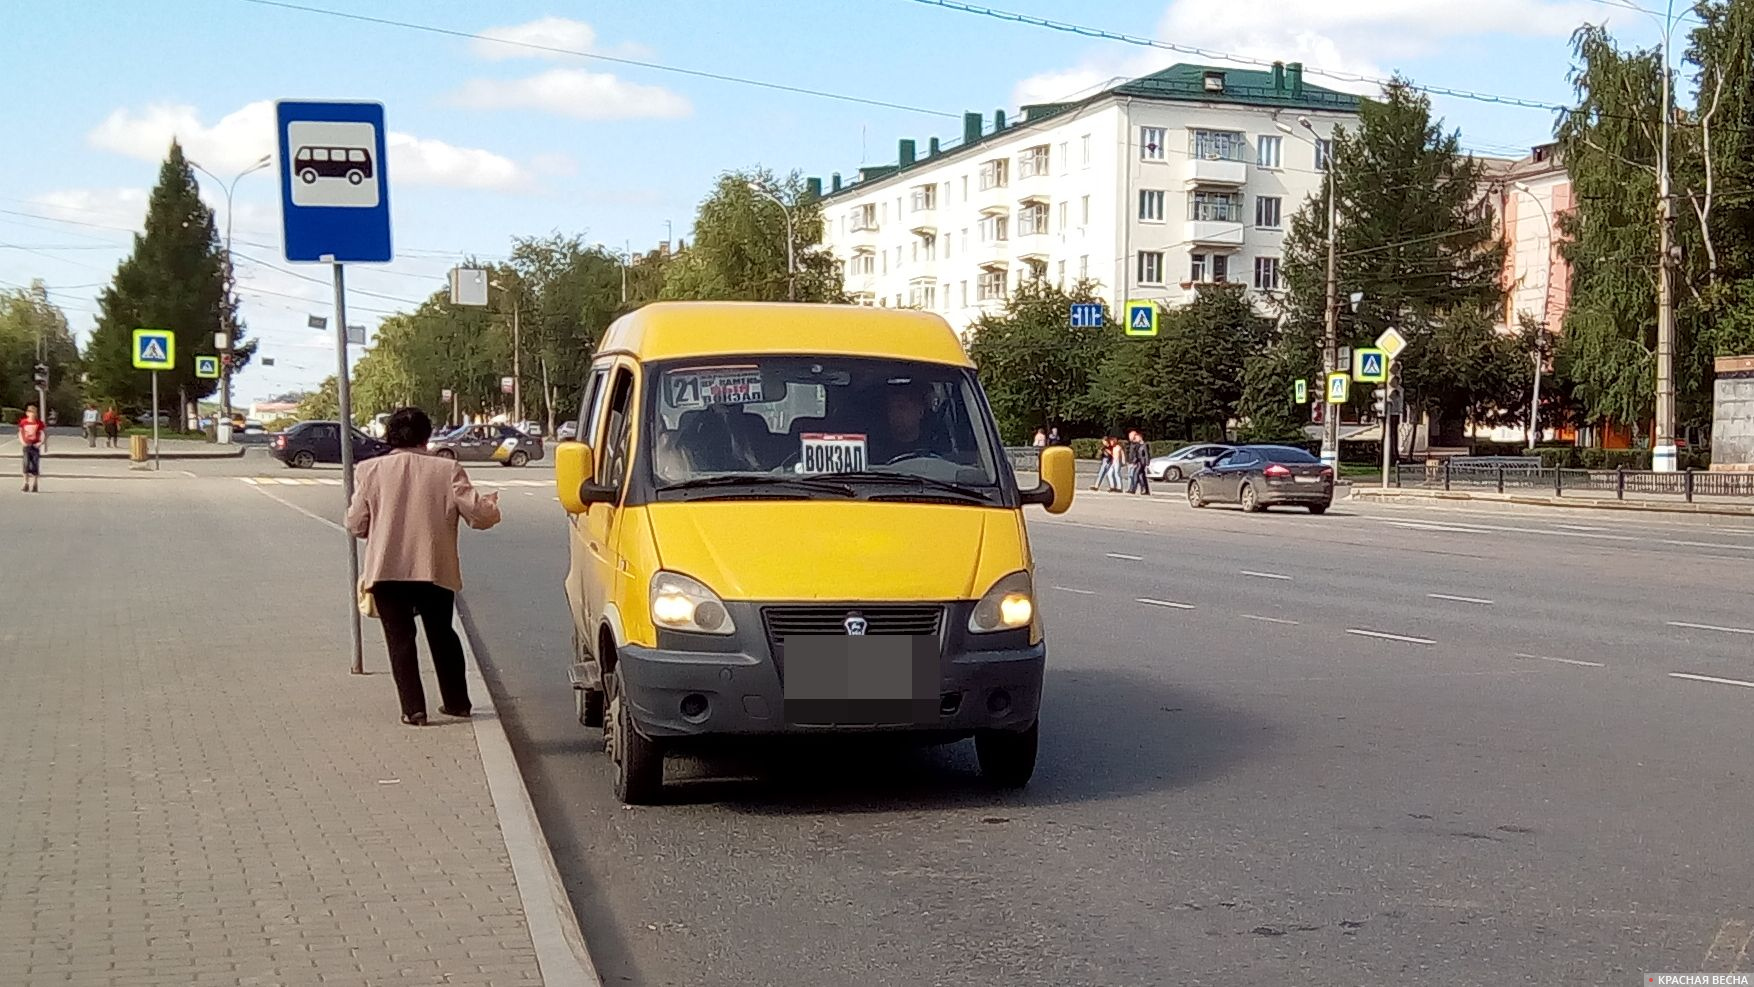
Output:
left=233, top=459, right=1754, bottom=987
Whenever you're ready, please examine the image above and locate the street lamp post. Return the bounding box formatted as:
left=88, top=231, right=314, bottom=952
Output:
left=489, top=279, right=521, bottom=425
left=747, top=182, right=796, bottom=301
left=190, top=155, right=272, bottom=436
left=1277, top=117, right=1340, bottom=466
left=1512, top=182, right=1555, bottom=451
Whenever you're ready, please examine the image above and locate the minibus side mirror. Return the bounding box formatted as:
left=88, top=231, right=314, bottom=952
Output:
left=1021, top=446, right=1075, bottom=515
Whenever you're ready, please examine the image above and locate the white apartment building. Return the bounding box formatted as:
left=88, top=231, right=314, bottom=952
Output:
left=819, top=62, right=1361, bottom=337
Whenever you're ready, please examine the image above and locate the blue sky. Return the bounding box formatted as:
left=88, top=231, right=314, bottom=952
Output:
left=0, top=0, right=1678, bottom=404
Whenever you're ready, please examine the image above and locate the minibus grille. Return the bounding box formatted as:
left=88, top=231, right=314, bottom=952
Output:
left=762, top=605, right=945, bottom=670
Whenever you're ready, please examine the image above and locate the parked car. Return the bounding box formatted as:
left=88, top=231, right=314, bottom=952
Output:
left=1187, top=444, right=1335, bottom=514
left=1149, top=442, right=1234, bottom=482
left=555, top=420, right=579, bottom=442
left=269, top=420, right=392, bottom=468
left=426, top=423, right=544, bottom=466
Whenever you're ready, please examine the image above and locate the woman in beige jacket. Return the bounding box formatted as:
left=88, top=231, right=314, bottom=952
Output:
left=345, top=407, right=502, bottom=725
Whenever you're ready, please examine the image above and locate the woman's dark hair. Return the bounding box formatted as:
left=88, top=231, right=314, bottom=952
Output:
left=384, top=407, right=433, bottom=449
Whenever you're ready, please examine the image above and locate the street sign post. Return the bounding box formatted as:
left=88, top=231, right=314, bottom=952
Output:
left=1069, top=302, right=1104, bottom=328
left=1124, top=300, right=1158, bottom=337
left=1294, top=379, right=1308, bottom=404
left=1353, top=347, right=1387, bottom=383
left=501, top=376, right=515, bottom=395
left=278, top=99, right=393, bottom=676
left=1326, top=371, right=1350, bottom=405
left=195, top=355, right=220, bottom=379
left=132, top=328, right=174, bottom=471
left=1376, top=327, right=1407, bottom=361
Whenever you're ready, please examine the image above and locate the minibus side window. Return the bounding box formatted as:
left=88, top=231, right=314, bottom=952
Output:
left=600, top=367, right=635, bottom=491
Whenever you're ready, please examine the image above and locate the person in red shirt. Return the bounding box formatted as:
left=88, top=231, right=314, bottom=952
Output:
left=18, top=402, right=46, bottom=493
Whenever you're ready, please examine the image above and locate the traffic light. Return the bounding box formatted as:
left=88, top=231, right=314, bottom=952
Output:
left=32, top=363, right=49, bottom=388
left=1386, top=360, right=1405, bottom=417
left=1372, top=387, right=1388, bottom=418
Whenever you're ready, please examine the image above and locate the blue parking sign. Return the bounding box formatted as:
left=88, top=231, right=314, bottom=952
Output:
left=276, top=100, right=393, bottom=263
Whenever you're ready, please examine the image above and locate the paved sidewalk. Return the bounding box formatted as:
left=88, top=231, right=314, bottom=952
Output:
left=0, top=477, right=592, bottom=986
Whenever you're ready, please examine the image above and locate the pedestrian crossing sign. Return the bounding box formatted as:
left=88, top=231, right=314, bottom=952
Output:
left=195, top=355, right=220, bottom=379
left=1353, top=347, right=1387, bottom=383
left=1124, top=300, right=1158, bottom=337
left=132, top=328, right=175, bottom=371
left=1294, top=378, right=1308, bottom=404
left=1326, top=371, right=1350, bottom=404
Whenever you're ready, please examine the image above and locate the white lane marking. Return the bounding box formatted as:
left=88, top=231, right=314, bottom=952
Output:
left=1051, top=586, right=1096, bottom=595
left=249, top=484, right=345, bottom=533
left=1240, top=570, right=1292, bottom=581
left=1660, top=539, right=1754, bottom=552
left=1240, top=613, right=1300, bottom=625
left=1669, top=672, right=1754, bottom=690
left=1346, top=628, right=1436, bottom=645
left=1667, top=620, right=1754, bottom=636
left=1380, top=518, right=1639, bottom=543
left=1514, top=652, right=1605, bottom=668
left=1427, top=592, right=1494, bottom=606
left=275, top=478, right=301, bottom=486
left=1136, top=598, right=1196, bottom=610
left=1106, top=552, right=1144, bottom=561
left=1556, top=524, right=1607, bottom=531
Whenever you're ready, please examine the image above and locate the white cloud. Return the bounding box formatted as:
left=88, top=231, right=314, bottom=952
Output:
left=450, top=68, right=691, bottom=120
left=470, top=17, right=652, bottom=60
left=86, top=100, right=535, bottom=192
left=1013, top=0, right=1594, bottom=106
left=28, top=187, right=150, bottom=233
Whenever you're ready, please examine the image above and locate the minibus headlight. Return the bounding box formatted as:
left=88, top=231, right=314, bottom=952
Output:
left=650, top=571, right=736, bottom=635
left=968, top=571, right=1035, bottom=633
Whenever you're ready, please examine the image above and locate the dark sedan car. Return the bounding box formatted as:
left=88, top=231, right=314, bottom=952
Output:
left=269, top=420, right=392, bottom=469
left=1187, top=444, right=1334, bottom=514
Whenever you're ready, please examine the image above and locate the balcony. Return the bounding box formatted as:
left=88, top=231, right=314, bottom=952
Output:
left=1187, top=220, right=1245, bottom=247
left=1184, top=157, right=1247, bottom=185
left=971, top=236, right=1010, bottom=268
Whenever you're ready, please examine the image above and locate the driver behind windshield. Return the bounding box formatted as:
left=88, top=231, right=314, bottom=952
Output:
left=869, top=379, right=950, bottom=466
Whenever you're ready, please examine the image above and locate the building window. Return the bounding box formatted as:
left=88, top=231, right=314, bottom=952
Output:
left=1023, top=258, right=1047, bottom=282
left=978, top=213, right=1009, bottom=242
left=960, top=228, right=968, bottom=253
left=1081, top=134, right=1091, bottom=166
left=1140, top=127, right=1166, bottom=160
left=979, top=158, right=1009, bottom=190
left=1212, top=254, right=1229, bottom=283
left=920, top=234, right=936, bottom=261
left=1316, top=138, right=1333, bottom=171
left=1018, top=203, right=1048, bottom=236
left=850, top=204, right=877, bottom=231
left=943, top=233, right=951, bottom=259
left=1255, top=195, right=1282, bottom=229
left=1079, top=255, right=1089, bottom=279
left=910, top=184, right=936, bottom=212
left=1057, top=259, right=1066, bottom=285
left=896, top=246, right=903, bottom=268
left=1256, top=135, right=1283, bottom=169
left=881, top=202, right=887, bottom=224
left=881, top=252, right=887, bottom=275
left=1080, top=195, right=1090, bottom=225
left=961, top=281, right=968, bottom=306
left=1190, top=129, right=1246, bottom=161
left=910, top=283, right=936, bottom=309
left=1059, top=141, right=1068, bottom=173
left=1138, top=189, right=1165, bottom=222
left=961, top=176, right=969, bottom=199
left=851, top=252, right=875, bottom=276
left=1058, top=201, right=1068, bottom=231
left=1253, top=256, right=1282, bottom=290
left=1138, top=251, right=1165, bottom=285
left=1190, top=252, right=1207, bottom=282
left=1018, top=145, right=1050, bottom=178
left=977, top=268, right=1007, bottom=301
left=1190, top=189, right=1243, bottom=223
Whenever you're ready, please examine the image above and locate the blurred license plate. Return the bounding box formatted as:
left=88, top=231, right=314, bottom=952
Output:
left=784, top=636, right=937, bottom=725
left=1294, top=475, right=1323, bottom=483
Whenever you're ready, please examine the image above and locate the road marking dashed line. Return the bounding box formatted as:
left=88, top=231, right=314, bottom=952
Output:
left=1667, top=620, right=1754, bottom=636
left=1240, top=570, right=1291, bottom=580
left=1136, top=598, right=1195, bottom=610
left=1051, top=586, right=1095, bottom=595
left=1670, top=672, right=1754, bottom=690
left=1240, top=614, right=1299, bottom=625
left=1346, top=628, right=1436, bottom=645
left=1106, top=552, right=1143, bottom=561
left=1514, top=653, right=1605, bottom=668
left=1428, top=592, right=1494, bottom=605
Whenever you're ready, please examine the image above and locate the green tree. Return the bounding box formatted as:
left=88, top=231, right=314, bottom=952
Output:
left=1090, top=284, right=1271, bottom=440
left=297, top=375, right=340, bottom=421
left=1280, top=80, right=1507, bottom=443
left=0, top=281, right=81, bottom=421
left=661, top=168, right=843, bottom=303
left=965, top=279, right=1110, bottom=441
left=85, top=141, right=244, bottom=413
left=507, top=234, right=629, bottom=432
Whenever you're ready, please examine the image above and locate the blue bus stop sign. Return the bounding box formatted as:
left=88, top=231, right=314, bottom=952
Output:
left=276, top=100, right=393, bottom=263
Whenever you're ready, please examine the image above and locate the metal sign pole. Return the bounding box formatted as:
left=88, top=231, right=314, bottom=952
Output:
left=151, top=371, right=161, bottom=470
left=334, top=261, right=364, bottom=675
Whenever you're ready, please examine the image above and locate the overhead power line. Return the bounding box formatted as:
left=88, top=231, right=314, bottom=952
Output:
left=902, top=0, right=1570, bottom=112
left=237, top=0, right=961, bottom=119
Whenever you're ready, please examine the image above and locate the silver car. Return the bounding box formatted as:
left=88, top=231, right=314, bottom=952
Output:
left=428, top=423, right=545, bottom=466
left=1148, top=443, right=1234, bottom=482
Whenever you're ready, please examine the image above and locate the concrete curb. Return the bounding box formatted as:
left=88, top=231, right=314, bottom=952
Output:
left=456, top=596, right=602, bottom=987
left=1349, top=486, right=1754, bottom=517
left=0, top=449, right=249, bottom=461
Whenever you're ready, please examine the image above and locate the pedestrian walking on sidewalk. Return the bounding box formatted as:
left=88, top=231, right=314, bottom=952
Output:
left=1125, top=429, right=1151, bottom=495
left=1092, top=436, right=1123, bottom=491
left=102, top=406, right=119, bottom=448
left=18, top=403, right=45, bottom=493
left=82, top=404, right=99, bottom=447
left=345, top=406, right=502, bottom=726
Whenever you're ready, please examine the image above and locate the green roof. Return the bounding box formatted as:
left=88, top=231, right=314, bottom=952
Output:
left=823, top=62, right=1360, bottom=200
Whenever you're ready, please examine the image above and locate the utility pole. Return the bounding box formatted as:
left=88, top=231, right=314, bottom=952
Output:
left=748, top=182, right=797, bottom=301
left=1650, top=0, right=1682, bottom=472
left=190, top=155, right=270, bottom=440
left=1512, top=182, right=1554, bottom=450
left=511, top=293, right=521, bottom=426
left=1319, top=137, right=1340, bottom=468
